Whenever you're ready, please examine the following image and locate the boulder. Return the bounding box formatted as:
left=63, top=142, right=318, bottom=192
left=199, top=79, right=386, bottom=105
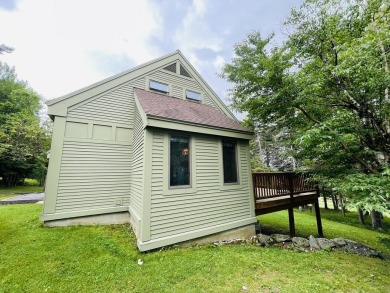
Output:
left=317, top=238, right=337, bottom=249
left=271, top=234, right=291, bottom=243
left=292, top=237, right=310, bottom=248
left=332, top=238, right=347, bottom=247
left=309, top=235, right=320, bottom=250
left=257, top=234, right=273, bottom=247
left=343, top=242, right=382, bottom=258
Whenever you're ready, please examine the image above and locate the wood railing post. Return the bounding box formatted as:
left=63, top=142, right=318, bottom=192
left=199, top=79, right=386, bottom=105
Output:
left=288, top=173, right=294, bottom=199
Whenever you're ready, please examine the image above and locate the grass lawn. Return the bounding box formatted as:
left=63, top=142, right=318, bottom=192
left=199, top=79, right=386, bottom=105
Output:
left=1, top=205, right=389, bottom=293
left=259, top=209, right=390, bottom=255
left=0, top=179, right=44, bottom=200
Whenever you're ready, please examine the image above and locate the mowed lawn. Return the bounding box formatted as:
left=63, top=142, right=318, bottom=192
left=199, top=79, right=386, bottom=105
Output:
left=0, top=181, right=43, bottom=200
left=0, top=204, right=389, bottom=293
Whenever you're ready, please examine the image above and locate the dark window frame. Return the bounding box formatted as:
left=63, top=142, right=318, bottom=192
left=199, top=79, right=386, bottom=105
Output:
left=169, top=133, right=191, bottom=189
left=222, top=140, right=239, bottom=184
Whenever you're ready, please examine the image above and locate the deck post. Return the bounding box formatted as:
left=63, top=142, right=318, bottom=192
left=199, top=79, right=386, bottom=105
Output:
left=314, top=199, right=323, bottom=237
left=288, top=208, right=295, bottom=237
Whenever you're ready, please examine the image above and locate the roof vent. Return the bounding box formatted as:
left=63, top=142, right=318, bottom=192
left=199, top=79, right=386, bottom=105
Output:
left=163, top=63, right=176, bottom=73
left=180, top=65, right=192, bottom=78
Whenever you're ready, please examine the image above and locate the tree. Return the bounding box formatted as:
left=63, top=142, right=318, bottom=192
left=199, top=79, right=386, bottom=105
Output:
left=0, top=44, right=14, bottom=55
left=222, top=0, right=389, bottom=228
left=0, top=62, right=50, bottom=186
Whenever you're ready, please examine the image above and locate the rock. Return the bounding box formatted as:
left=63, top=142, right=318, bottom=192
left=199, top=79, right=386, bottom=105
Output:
left=343, top=242, right=382, bottom=258
left=292, top=237, right=310, bottom=248
left=332, top=238, right=347, bottom=247
left=246, top=236, right=257, bottom=245
left=257, top=234, right=273, bottom=247
left=309, top=235, right=320, bottom=250
left=317, top=238, right=337, bottom=249
left=271, top=234, right=291, bottom=243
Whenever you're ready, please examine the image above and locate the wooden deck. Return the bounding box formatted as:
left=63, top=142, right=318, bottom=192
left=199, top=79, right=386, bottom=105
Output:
left=253, top=172, right=323, bottom=237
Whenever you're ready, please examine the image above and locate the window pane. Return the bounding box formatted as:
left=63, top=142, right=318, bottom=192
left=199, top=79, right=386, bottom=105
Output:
left=150, top=80, right=169, bottom=93
left=170, top=135, right=190, bottom=186
left=186, top=90, right=201, bottom=101
left=222, top=140, right=238, bottom=183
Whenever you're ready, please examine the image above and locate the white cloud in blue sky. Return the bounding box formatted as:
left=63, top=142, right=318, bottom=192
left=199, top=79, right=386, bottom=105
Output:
left=0, top=0, right=302, bottom=116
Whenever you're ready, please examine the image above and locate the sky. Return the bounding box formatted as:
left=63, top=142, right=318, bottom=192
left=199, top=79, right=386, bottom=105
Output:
left=0, top=0, right=303, bottom=117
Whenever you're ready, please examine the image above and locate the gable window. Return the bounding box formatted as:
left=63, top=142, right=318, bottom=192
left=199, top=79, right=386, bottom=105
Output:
left=170, top=135, right=190, bottom=187
left=149, top=80, right=169, bottom=94
left=222, top=140, right=238, bottom=184
left=186, top=90, right=201, bottom=101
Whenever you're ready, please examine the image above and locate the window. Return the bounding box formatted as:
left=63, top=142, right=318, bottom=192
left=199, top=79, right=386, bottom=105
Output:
left=170, top=135, right=190, bottom=187
left=149, top=80, right=169, bottom=94
left=222, top=140, right=238, bottom=184
left=186, top=90, right=201, bottom=101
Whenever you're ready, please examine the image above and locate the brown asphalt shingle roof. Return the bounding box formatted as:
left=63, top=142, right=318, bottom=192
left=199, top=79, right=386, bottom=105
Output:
left=134, top=88, right=251, bottom=133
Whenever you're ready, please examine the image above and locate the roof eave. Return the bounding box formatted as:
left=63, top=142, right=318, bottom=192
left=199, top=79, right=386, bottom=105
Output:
left=145, top=115, right=253, bottom=140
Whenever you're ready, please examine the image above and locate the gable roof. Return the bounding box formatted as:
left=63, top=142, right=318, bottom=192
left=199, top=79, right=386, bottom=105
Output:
left=46, top=50, right=237, bottom=121
left=135, top=88, right=251, bottom=134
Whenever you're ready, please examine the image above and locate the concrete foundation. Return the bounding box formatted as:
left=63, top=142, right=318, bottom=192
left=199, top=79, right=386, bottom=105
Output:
left=179, top=224, right=256, bottom=248
left=44, top=212, right=130, bottom=227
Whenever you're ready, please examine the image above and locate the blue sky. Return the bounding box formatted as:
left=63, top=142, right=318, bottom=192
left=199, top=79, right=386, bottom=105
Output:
left=0, top=0, right=302, bottom=116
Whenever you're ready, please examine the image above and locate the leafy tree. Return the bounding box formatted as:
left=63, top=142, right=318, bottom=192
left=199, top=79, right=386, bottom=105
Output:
left=0, top=44, right=14, bottom=55
left=0, top=62, right=50, bottom=186
left=222, top=0, right=389, bottom=228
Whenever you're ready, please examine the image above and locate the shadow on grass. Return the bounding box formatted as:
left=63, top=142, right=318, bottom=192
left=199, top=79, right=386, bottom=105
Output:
left=378, top=237, right=390, bottom=249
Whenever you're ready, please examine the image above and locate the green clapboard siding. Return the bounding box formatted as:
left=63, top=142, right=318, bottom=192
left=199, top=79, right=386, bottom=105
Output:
left=55, top=141, right=132, bottom=212
left=129, top=106, right=145, bottom=232
left=67, top=77, right=145, bottom=125
left=149, top=130, right=252, bottom=240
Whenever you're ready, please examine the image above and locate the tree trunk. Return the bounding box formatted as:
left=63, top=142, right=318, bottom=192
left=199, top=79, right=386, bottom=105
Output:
left=331, top=194, right=339, bottom=211
left=370, top=210, right=382, bottom=229
left=3, top=174, right=18, bottom=187
left=323, top=195, right=328, bottom=209
left=339, top=196, right=346, bottom=217
left=357, top=209, right=365, bottom=224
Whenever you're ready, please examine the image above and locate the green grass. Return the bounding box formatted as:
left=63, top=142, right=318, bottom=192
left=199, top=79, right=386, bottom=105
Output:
left=0, top=179, right=43, bottom=200
left=0, top=205, right=389, bottom=293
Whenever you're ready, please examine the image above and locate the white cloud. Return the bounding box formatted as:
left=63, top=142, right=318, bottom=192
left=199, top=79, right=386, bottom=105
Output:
left=172, top=0, right=222, bottom=71
left=0, top=0, right=163, bottom=100
left=213, top=55, right=225, bottom=70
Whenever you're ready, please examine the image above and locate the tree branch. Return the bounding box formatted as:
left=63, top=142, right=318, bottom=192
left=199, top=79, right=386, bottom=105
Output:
left=295, top=105, right=380, bottom=174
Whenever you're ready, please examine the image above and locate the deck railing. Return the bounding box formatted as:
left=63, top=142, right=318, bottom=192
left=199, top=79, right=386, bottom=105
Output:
left=252, top=172, right=317, bottom=200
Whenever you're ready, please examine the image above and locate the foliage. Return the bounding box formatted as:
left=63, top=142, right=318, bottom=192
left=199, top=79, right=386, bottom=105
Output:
left=251, top=156, right=272, bottom=172
left=339, top=170, right=390, bottom=214
left=0, top=62, right=51, bottom=186
left=0, top=43, right=14, bottom=55
left=1, top=204, right=389, bottom=292
left=222, top=0, right=390, bottom=217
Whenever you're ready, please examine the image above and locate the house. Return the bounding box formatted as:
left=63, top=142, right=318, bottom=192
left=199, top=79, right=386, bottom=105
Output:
left=41, top=50, right=257, bottom=251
